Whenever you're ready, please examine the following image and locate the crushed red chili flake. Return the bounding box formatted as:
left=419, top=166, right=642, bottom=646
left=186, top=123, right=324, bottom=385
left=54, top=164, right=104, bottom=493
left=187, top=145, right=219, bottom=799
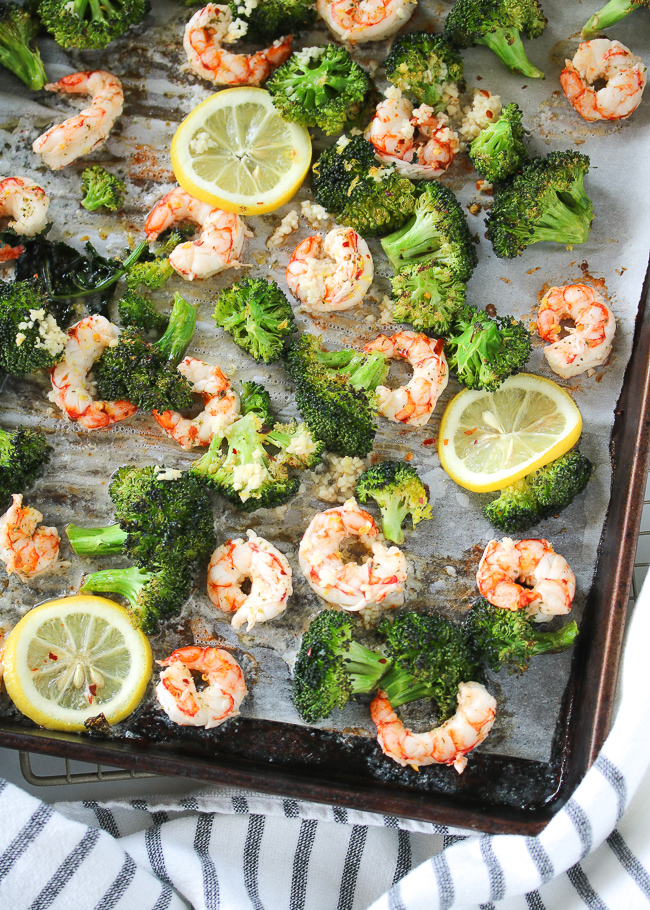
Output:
left=48, top=652, right=58, bottom=660
left=443, top=439, right=449, bottom=445
left=486, top=303, right=497, bottom=317
left=464, top=427, right=477, bottom=436
left=422, top=438, right=436, bottom=446
left=88, top=684, right=97, bottom=697
left=404, top=453, right=414, bottom=461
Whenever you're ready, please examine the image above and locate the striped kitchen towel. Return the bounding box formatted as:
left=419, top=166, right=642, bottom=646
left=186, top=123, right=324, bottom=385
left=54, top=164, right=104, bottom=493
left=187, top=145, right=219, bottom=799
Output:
left=2, top=576, right=650, bottom=910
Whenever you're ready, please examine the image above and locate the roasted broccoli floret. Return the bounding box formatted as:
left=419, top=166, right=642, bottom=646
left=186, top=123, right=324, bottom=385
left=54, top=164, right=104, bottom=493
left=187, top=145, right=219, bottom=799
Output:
left=355, top=461, right=432, bottom=545
left=266, top=45, right=371, bottom=135
left=444, top=0, right=547, bottom=79
left=67, top=465, right=216, bottom=568
left=284, top=334, right=389, bottom=457
left=0, top=278, right=67, bottom=377
left=466, top=597, right=578, bottom=675
left=80, top=166, right=127, bottom=213
left=227, top=0, right=316, bottom=41
left=311, top=135, right=418, bottom=237
left=0, top=2, right=46, bottom=90
left=190, top=411, right=299, bottom=512
left=380, top=181, right=478, bottom=280
left=38, top=0, right=149, bottom=49
left=0, top=425, right=52, bottom=513
left=484, top=450, right=594, bottom=532
left=445, top=306, right=532, bottom=391
left=265, top=422, right=324, bottom=469
left=124, top=229, right=187, bottom=292
left=486, top=150, right=594, bottom=259
left=213, top=278, right=295, bottom=364
left=292, top=609, right=391, bottom=722
left=582, top=0, right=649, bottom=38
left=239, top=381, right=272, bottom=421
left=384, top=31, right=464, bottom=110
left=469, top=103, right=528, bottom=183
left=81, top=564, right=193, bottom=634
left=391, top=260, right=467, bottom=334
left=378, top=611, right=480, bottom=720
left=117, top=289, right=168, bottom=335
left=94, top=292, right=196, bottom=412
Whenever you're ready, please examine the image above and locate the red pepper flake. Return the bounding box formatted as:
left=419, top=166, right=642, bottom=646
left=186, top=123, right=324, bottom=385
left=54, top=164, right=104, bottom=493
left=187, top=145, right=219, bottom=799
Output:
left=88, top=684, right=97, bottom=697
left=486, top=110, right=494, bottom=118
left=443, top=439, right=449, bottom=446
left=464, top=427, right=477, bottom=436
left=422, top=437, right=436, bottom=446
left=404, top=453, right=414, bottom=461
left=479, top=89, right=490, bottom=97
left=48, top=652, right=58, bottom=660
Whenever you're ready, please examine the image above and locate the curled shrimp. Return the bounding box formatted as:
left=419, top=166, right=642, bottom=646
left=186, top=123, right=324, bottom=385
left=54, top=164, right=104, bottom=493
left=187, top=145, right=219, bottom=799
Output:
left=0, top=494, right=60, bottom=581
left=316, top=0, right=417, bottom=42
left=207, top=530, right=293, bottom=632
left=299, top=498, right=407, bottom=614
left=477, top=537, right=576, bottom=622
left=184, top=4, right=292, bottom=85
left=364, top=331, right=449, bottom=427
left=561, top=39, right=647, bottom=122
left=370, top=683, right=497, bottom=773
left=286, top=228, right=374, bottom=314
left=153, top=357, right=240, bottom=450
left=537, top=284, right=616, bottom=379
left=144, top=186, right=252, bottom=281
left=364, top=88, right=459, bottom=179
left=0, top=177, right=49, bottom=261
left=155, top=645, right=247, bottom=729
left=32, top=71, right=124, bottom=170
left=49, top=315, right=137, bottom=430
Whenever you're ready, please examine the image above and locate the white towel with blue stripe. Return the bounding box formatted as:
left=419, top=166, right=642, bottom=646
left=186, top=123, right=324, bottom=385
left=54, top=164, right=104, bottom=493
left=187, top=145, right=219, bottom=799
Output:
left=1, top=575, right=650, bottom=910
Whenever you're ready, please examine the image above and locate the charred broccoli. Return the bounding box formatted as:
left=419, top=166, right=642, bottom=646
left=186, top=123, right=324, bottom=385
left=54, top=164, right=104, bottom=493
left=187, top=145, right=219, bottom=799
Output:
left=486, top=150, right=594, bottom=259
left=266, top=45, right=371, bottom=135
left=265, top=422, right=325, bottom=469
left=227, top=0, right=316, bottom=41
left=81, top=564, right=193, bottom=634
left=391, top=260, right=467, bottom=334
left=582, top=0, right=649, bottom=38
left=0, top=2, right=46, bottom=90
left=38, top=0, right=149, bottom=49
left=213, top=278, right=295, bottom=364
left=485, top=450, right=594, bottom=531
left=469, top=102, right=528, bottom=183
left=378, top=611, right=480, bottom=720
left=292, top=610, right=391, bottom=722
left=311, top=135, right=418, bottom=237
left=445, top=306, right=532, bottom=391
left=117, top=289, right=168, bottom=336
left=239, top=380, right=272, bottom=421
left=0, top=278, right=67, bottom=377
left=380, top=181, right=478, bottom=280
left=0, top=425, right=52, bottom=513
left=444, top=0, right=547, bottom=79
left=466, top=597, right=578, bottom=674
left=94, top=292, right=196, bottom=412
left=384, top=31, right=464, bottom=109
left=80, top=166, right=127, bottom=212
left=284, top=334, right=389, bottom=457
left=125, top=230, right=187, bottom=292
left=355, top=461, right=432, bottom=544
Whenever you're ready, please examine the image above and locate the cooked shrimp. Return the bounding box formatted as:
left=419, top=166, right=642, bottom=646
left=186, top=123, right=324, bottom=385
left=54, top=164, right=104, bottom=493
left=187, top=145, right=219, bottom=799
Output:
left=537, top=284, right=616, bottom=379
left=477, top=537, right=576, bottom=622
left=144, top=186, right=252, bottom=281
left=365, top=88, right=459, bottom=179
left=561, top=39, right=647, bottom=122
left=49, top=315, right=137, bottom=430
left=371, top=683, right=497, bottom=773
left=153, top=357, right=240, bottom=450
left=0, top=177, right=49, bottom=237
left=0, top=494, right=60, bottom=581
left=316, top=0, right=417, bottom=42
left=299, top=498, right=407, bottom=614
left=184, top=4, right=292, bottom=85
left=207, top=530, right=293, bottom=632
left=155, top=646, right=247, bottom=729
left=32, top=71, right=124, bottom=170
left=286, top=228, right=374, bottom=313
left=364, top=331, right=448, bottom=427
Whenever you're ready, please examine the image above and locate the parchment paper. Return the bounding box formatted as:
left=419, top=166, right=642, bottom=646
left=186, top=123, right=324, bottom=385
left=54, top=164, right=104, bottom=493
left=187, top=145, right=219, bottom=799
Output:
left=1, top=0, right=649, bottom=763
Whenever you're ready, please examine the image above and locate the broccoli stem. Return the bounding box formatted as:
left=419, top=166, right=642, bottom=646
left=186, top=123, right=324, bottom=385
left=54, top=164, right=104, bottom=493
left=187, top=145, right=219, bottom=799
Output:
left=0, top=25, right=47, bottom=91
left=344, top=641, right=392, bottom=694
left=81, top=566, right=148, bottom=606
left=66, top=523, right=127, bottom=556
left=523, top=192, right=593, bottom=245
left=583, top=0, right=635, bottom=36
left=381, top=213, right=442, bottom=271
left=379, top=666, right=439, bottom=709
left=530, top=621, right=579, bottom=655
left=155, top=293, right=197, bottom=366
left=378, top=497, right=409, bottom=545
left=477, top=28, right=545, bottom=79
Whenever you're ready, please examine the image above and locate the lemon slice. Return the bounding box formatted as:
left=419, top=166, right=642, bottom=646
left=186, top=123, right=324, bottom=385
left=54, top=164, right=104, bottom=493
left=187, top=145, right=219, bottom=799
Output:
left=171, top=87, right=312, bottom=215
left=438, top=373, right=582, bottom=493
left=2, top=595, right=152, bottom=732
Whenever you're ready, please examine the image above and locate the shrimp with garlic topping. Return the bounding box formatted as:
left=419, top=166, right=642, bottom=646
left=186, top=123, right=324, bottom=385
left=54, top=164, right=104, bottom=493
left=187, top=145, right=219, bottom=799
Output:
left=286, top=228, right=373, bottom=313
